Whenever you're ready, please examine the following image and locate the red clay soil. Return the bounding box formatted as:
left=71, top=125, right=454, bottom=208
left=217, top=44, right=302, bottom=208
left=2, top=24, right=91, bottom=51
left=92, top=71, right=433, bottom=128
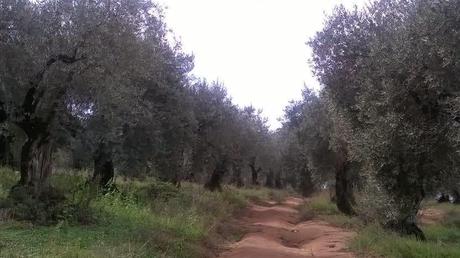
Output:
left=218, top=197, right=355, bottom=258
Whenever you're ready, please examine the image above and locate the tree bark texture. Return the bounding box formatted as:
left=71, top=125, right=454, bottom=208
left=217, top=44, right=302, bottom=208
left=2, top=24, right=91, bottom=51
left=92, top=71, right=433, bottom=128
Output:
left=17, top=133, right=53, bottom=196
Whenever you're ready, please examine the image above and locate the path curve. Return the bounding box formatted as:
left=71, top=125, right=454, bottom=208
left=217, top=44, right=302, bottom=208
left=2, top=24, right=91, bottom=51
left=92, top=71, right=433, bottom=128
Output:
left=219, top=197, right=355, bottom=258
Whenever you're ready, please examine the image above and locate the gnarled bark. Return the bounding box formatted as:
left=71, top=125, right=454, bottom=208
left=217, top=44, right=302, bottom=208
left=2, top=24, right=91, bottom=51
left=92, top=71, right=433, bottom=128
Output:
left=10, top=132, right=64, bottom=224
left=12, top=52, right=81, bottom=197
left=17, top=133, right=53, bottom=196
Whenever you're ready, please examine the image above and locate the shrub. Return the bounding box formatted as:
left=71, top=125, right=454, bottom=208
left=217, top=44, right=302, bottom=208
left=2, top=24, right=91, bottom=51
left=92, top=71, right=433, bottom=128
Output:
left=308, top=193, right=340, bottom=215
left=135, top=180, right=180, bottom=202
left=7, top=186, right=66, bottom=225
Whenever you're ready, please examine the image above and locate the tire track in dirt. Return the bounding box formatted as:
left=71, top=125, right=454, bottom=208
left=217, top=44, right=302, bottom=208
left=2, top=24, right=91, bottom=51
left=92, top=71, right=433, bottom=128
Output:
left=219, top=197, right=355, bottom=258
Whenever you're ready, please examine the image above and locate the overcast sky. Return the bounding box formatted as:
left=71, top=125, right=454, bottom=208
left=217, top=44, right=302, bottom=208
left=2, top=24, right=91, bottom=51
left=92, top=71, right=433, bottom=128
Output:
left=158, top=0, right=366, bottom=129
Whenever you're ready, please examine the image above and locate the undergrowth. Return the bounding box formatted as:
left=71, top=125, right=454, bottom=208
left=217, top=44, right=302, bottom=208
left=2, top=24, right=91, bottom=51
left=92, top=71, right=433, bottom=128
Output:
left=351, top=199, right=460, bottom=258
left=0, top=167, right=277, bottom=258
left=301, top=191, right=460, bottom=258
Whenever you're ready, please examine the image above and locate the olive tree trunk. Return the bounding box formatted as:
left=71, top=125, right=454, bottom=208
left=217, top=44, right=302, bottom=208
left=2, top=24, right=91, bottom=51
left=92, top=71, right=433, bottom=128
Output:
left=204, top=158, right=227, bottom=192
left=386, top=212, right=425, bottom=240
left=0, top=133, right=14, bottom=167
left=300, top=166, right=315, bottom=197
left=382, top=156, right=426, bottom=240
left=231, top=160, right=244, bottom=187
left=250, top=167, right=260, bottom=185
left=275, top=171, right=283, bottom=189
left=384, top=191, right=425, bottom=240
left=10, top=52, right=81, bottom=205
left=10, top=130, right=65, bottom=224
left=265, top=169, right=275, bottom=188
left=249, top=157, right=261, bottom=185
left=92, top=141, right=114, bottom=188
left=17, top=133, right=53, bottom=196
left=335, top=159, right=355, bottom=215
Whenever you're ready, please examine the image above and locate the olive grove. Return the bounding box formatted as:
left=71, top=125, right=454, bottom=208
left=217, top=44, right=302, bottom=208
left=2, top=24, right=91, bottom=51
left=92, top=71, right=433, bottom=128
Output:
left=1, top=0, right=459, bottom=242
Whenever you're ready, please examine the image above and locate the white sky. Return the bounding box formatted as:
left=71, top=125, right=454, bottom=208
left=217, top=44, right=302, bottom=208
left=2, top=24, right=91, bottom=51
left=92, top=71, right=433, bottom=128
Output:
left=158, top=0, right=366, bottom=129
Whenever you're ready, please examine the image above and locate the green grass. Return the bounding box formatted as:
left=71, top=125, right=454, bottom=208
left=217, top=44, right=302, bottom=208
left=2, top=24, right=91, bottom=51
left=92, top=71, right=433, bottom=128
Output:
left=351, top=202, right=460, bottom=258
left=298, top=192, right=361, bottom=229
left=351, top=223, right=460, bottom=258
left=0, top=167, right=278, bottom=258
left=308, top=193, right=340, bottom=215
left=0, top=167, right=18, bottom=200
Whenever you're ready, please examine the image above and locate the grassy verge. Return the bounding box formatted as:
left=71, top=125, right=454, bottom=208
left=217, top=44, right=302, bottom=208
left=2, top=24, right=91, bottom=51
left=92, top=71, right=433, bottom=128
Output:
left=301, top=192, right=460, bottom=258
left=351, top=200, right=460, bottom=258
left=297, top=192, right=361, bottom=229
left=0, top=167, right=281, bottom=258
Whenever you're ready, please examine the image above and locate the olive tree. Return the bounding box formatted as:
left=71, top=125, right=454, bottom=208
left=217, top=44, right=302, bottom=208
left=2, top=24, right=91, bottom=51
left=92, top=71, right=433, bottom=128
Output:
left=0, top=0, right=183, bottom=195
left=310, top=0, right=460, bottom=239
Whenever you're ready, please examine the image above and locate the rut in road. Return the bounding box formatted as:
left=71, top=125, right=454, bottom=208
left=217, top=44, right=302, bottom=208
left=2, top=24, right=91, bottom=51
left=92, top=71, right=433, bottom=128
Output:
left=219, top=197, right=355, bottom=258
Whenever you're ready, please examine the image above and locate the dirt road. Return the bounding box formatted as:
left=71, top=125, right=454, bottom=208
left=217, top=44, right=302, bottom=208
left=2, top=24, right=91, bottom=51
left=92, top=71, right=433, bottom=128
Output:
left=219, top=197, right=355, bottom=258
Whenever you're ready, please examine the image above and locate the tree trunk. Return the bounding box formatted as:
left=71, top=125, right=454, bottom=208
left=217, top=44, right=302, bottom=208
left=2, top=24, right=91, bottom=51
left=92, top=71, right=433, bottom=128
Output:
left=335, top=160, right=355, bottom=215
left=231, top=160, right=244, bottom=187
left=275, top=171, right=283, bottom=189
left=300, top=166, right=315, bottom=197
left=451, top=190, right=459, bottom=204
left=385, top=213, right=426, bottom=240
left=174, top=148, right=192, bottom=188
left=249, top=157, right=261, bottom=185
left=382, top=155, right=426, bottom=240
left=17, top=133, right=53, bottom=196
left=10, top=52, right=81, bottom=200
left=205, top=158, right=227, bottom=192
left=250, top=167, right=261, bottom=185
left=92, top=141, right=114, bottom=188
left=10, top=131, right=65, bottom=224
left=265, top=169, right=275, bottom=188
left=0, top=134, right=14, bottom=167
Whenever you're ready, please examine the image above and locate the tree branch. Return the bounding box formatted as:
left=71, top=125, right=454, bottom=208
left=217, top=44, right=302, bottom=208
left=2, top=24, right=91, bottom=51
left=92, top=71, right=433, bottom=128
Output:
left=21, top=48, right=86, bottom=121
